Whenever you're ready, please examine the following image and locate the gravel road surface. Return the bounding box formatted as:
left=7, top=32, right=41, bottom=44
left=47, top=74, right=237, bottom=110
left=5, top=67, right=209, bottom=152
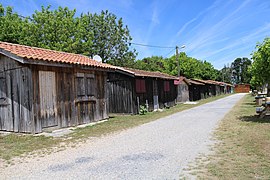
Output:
left=0, top=93, right=245, bottom=179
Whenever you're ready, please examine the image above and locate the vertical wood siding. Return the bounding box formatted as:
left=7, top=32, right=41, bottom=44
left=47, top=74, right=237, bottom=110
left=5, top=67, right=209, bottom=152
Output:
left=39, top=71, right=57, bottom=128
left=107, top=73, right=135, bottom=114
left=108, top=73, right=177, bottom=114
left=0, top=55, right=33, bottom=133
left=0, top=54, right=109, bottom=133
left=32, top=66, right=109, bottom=133
left=177, top=83, right=189, bottom=102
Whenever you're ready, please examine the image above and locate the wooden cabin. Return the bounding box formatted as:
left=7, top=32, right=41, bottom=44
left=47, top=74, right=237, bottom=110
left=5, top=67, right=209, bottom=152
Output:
left=174, top=76, right=190, bottom=102
left=205, top=80, right=224, bottom=95
left=107, top=68, right=178, bottom=114
left=224, top=83, right=234, bottom=93
left=192, top=79, right=217, bottom=98
left=234, top=84, right=250, bottom=93
left=187, top=79, right=205, bottom=101
left=0, top=41, right=115, bottom=133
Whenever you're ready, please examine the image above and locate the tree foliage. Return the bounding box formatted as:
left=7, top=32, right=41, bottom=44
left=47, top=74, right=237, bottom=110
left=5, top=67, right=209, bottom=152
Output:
left=231, top=57, right=252, bottom=84
left=0, top=4, right=27, bottom=43
left=251, top=37, right=270, bottom=93
left=0, top=4, right=136, bottom=66
left=134, top=52, right=219, bottom=80
left=219, top=64, right=232, bottom=83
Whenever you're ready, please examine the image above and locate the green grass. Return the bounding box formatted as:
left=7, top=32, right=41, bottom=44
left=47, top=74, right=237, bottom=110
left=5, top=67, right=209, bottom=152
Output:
left=70, top=94, right=232, bottom=139
left=183, top=94, right=270, bottom=179
left=0, top=94, right=231, bottom=162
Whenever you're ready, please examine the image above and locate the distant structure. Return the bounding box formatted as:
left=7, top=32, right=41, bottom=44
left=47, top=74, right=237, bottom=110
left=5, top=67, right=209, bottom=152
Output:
left=234, top=84, right=250, bottom=93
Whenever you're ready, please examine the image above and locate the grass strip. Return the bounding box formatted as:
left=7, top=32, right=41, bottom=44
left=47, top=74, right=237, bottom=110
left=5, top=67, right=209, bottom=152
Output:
left=0, top=94, right=232, bottom=162
left=183, top=94, right=270, bottom=179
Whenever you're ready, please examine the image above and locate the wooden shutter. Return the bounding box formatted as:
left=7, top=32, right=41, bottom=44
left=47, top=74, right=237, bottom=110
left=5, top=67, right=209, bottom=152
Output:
left=136, top=79, right=146, bottom=93
left=164, top=81, right=170, bottom=92
left=0, top=74, right=6, bottom=99
left=76, top=73, right=85, bottom=96
left=86, top=74, right=96, bottom=96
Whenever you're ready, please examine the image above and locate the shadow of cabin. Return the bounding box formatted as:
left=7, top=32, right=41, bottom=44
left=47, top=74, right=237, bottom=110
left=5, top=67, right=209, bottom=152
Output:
left=0, top=41, right=115, bottom=134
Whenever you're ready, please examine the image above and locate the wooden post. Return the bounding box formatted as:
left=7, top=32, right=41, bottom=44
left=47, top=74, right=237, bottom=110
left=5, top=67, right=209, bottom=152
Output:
left=137, top=97, right=140, bottom=114
left=176, top=46, right=180, bottom=77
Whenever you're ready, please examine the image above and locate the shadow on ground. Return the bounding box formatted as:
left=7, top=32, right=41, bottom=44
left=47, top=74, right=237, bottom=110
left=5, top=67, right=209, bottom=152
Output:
left=241, top=115, right=270, bottom=123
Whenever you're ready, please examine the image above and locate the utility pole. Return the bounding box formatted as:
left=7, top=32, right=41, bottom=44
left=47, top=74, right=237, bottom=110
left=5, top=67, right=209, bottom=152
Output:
left=176, top=46, right=180, bottom=77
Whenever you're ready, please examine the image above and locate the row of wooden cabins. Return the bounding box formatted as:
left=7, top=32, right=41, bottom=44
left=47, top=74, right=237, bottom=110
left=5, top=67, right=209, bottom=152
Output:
left=0, top=42, right=233, bottom=134
left=185, top=79, right=233, bottom=101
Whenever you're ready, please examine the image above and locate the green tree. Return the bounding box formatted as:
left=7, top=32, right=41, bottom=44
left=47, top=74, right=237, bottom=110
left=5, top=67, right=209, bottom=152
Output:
left=251, top=37, right=270, bottom=95
left=0, top=4, right=136, bottom=67
left=21, top=6, right=85, bottom=53
left=0, top=5, right=27, bottom=43
left=134, top=52, right=220, bottom=81
left=231, top=57, right=252, bottom=84
left=219, top=64, right=232, bottom=83
left=134, top=56, right=165, bottom=72
left=81, top=10, right=136, bottom=66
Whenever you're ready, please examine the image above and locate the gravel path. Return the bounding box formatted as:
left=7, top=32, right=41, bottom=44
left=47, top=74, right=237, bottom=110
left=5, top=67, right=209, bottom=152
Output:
left=0, top=94, right=245, bottom=179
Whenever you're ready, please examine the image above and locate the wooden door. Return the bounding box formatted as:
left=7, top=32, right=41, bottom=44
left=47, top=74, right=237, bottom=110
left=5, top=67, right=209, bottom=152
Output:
left=39, top=71, right=57, bottom=128
left=0, top=72, right=13, bottom=131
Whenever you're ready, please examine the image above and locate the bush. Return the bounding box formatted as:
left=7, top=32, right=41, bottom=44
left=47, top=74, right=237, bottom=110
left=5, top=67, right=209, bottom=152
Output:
left=139, top=105, right=148, bottom=115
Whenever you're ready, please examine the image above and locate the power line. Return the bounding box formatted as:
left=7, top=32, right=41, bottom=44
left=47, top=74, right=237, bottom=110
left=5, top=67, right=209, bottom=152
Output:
left=15, top=12, right=177, bottom=51
left=163, top=48, right=176, bottom=57
left=130, top=42, right=175, bottom=49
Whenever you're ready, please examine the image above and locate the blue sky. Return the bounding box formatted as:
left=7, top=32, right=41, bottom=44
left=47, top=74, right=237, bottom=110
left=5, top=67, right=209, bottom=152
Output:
left=1, top=0, right=270, bottom=69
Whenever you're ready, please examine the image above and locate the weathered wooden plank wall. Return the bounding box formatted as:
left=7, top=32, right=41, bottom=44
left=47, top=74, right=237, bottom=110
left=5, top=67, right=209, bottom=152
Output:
left=39, top=71, right=57, bottom=128
left=31, top=65, right=109, bottom=133
left=189, top=85, right=202, bottom=101
left=135, top=78, right=154, bottom=112
left=158, top=80, right=177, bottom=108
left=107, top=73, right=135, bottom=114
left=0, top=55, right=33, bottom=133
left=108, top=73, right=178, bottom=114
left=0, top=54, right=109, bottom=133
left=209, top=84, right=216, bottom=96
left=177, top=83, right=189, bottom=102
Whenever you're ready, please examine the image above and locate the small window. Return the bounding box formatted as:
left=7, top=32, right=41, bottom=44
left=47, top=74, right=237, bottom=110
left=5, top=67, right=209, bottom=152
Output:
left=76, top=77, right=85, bottom=96
left=86, top=77, right=96, bottom=96
left=164, top=81, right=170, bottom=92
left=76, top=73, right=96, bottom=97
left=0, top=75, right=6, bottom=99
left=136, top=79, right=146, bottom=93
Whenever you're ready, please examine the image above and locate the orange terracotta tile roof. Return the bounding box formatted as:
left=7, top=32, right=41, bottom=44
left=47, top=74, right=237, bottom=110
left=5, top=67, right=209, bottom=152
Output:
left=0, top=41, right=116, bottom=69
left=119, top=67, right=178, bottom=80
left=174, top=76, right=190, bottom=85
left=187, top=79, right=205, bottom=85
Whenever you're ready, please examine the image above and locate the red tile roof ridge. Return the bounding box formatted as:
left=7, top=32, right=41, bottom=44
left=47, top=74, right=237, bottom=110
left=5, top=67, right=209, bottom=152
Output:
left=0, top=41, right=85, bottom=57
left=0, top=41, right=116, bottom=69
